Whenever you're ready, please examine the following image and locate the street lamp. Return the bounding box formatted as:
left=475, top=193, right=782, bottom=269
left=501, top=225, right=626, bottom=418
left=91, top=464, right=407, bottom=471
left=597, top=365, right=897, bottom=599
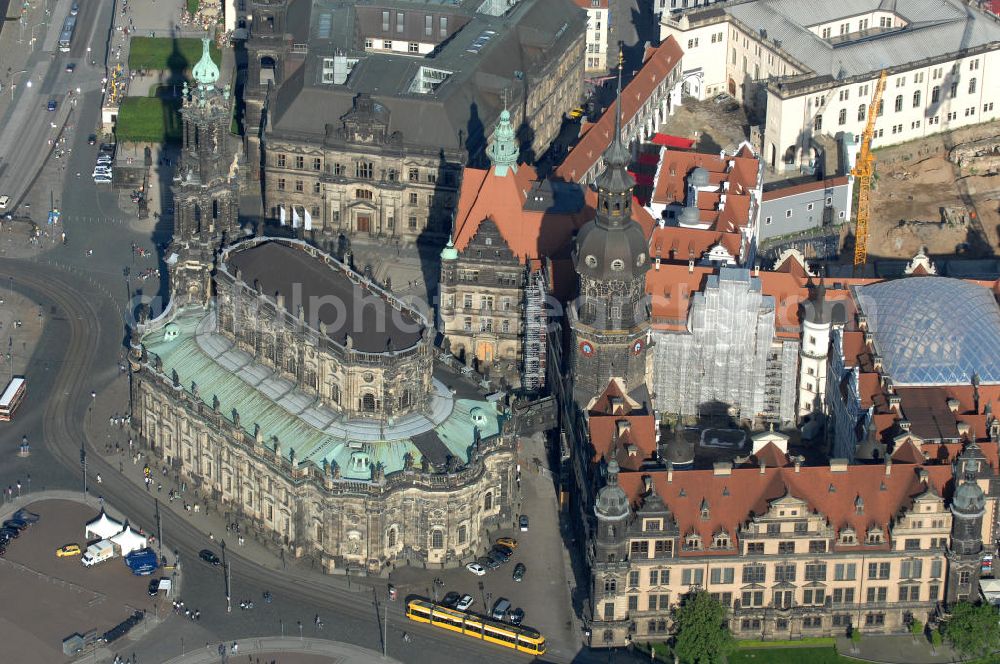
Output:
left=298, top=620, right=303, bottom=642
left=10, top=71, right=27, bottom=100
left=221, top=539, right=231, bottom=613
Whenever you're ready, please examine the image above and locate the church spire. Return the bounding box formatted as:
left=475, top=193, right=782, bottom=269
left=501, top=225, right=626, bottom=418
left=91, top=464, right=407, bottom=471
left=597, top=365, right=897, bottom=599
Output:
left=486, top=99, right=518, bottom=177
left=594, top=45, right=634, bottom=228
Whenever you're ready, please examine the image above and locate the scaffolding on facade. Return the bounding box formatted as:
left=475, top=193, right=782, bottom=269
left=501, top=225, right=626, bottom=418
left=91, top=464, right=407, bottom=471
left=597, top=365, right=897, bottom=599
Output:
left=522, top=270, right=547, bottom=393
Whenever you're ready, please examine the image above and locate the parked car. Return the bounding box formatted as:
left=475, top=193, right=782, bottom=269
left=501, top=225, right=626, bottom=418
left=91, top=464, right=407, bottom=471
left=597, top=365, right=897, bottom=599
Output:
left=487, top=549, right=508, bottom=566
left=56, top=543, right=82, bottom=557
left=509, top=607, right=525, bottom=626
left=93, top=175, right=112, bottom=184
left=455, top=594, right=474, bottom=611
left=87, top=134, right=97, bottom=145
left=495, top=537, right=518, bottom=550
left=518, top=515, right=529, bottom=532
left=513, top=562, right=526, bottom=582
left=493, top=542, right=514, bottom=557
left=465, top=561, right=485, bottom=576
left=147, top=578, right=163, bottom=596
left=47, top=99, right=57, bottom=112
left=441, top=591, right=461, bottom=608
left=491, top=598, right=511, bottom=621
left=3, top=519, right=27, bottom=531
left=490, top=545, right=511, bottom=561
left=1, top=527, right=20, bottom=539
left=70, top=1, right=78, bottom=15
left=484, top=556, right=502, bottom=570
left=13, top=510, right=39, bottom=524
left=65, top=63, right=76, bottom=73
left=199, top=549, right=221, bottom=566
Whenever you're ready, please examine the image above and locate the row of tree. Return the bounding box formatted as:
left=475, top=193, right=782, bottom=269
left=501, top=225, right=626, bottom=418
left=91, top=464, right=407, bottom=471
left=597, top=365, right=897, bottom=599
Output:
left=665, top=591, right=1000, bottom=664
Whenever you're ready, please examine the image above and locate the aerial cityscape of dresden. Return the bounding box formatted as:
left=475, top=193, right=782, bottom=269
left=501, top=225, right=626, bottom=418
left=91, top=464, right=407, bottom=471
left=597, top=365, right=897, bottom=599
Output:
left=2, top=0, right=1000, bottom=662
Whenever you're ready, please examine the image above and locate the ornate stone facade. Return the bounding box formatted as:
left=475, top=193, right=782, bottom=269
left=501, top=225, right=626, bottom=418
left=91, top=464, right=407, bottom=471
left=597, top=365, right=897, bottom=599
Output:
left=216, top=239, right=434, bottom=420
left=130, top=38, right=519, bottom=575
left=243, top=0, right=586, bottom=242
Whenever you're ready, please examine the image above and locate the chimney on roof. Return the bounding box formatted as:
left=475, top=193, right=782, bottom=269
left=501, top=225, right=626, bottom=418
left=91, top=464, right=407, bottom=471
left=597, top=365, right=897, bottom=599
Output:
left=655, top=257, right=661, bottom=271
left=759, top=459, right=766, bottom=474
left=643, top=475, right=652, bottom=494
left=794, top=456, right=802, bottom=473
left=829, top=458, right=848, bottom=473
left=754, top=263, right=760, bottom=277
left=688, top=259, right=695, bottom=273
left=713, top=461, right=732, bottom=476
left=885, top=457, right=892, bottom=476
left=666, top=461, right=674, bottom=483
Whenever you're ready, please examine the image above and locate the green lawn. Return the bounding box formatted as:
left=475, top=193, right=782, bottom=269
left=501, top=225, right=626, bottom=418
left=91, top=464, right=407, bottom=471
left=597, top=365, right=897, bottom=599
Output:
left=127, top=37, right=221, bottom=73
left=116, top=96, right=182, bottom=144
left=729, top=646, right=853, bottom=664
left=187, top=0, right=199, bottom=14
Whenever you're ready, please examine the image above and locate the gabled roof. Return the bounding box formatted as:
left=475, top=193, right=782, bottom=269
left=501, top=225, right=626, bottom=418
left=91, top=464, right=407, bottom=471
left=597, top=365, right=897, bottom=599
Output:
left=555, top=37, right=683, bottom=182
left=752, top=441, right=790, bottom=468
left=452, top=165, right=591, bottom=263
left=617, top=458, right=979, bottom=556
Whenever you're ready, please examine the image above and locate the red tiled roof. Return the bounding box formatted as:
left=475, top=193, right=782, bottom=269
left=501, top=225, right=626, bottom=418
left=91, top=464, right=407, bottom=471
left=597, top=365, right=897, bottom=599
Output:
left=752, top=441, right=789, bottom=468
left=555, top=37, right=683, bottom=183
left=452, top=165, right=592, bottom=263
left=649, top=226, right=743, bottom=263
left=617, top=457, right=991, bottom=555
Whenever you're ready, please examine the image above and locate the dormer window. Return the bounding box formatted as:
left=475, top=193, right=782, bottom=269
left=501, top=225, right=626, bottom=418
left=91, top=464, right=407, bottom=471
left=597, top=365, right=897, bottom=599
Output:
left=866, top=527, right=884, bottom=545
left=713, top=530, right=731, bottom=549
left=644, top=519, right=662, bottom=532
left=700, top=499, right=710, bottom=520
left=685, top=533, right=702, bottom=550
left=839, top=527, right=857, bottom=545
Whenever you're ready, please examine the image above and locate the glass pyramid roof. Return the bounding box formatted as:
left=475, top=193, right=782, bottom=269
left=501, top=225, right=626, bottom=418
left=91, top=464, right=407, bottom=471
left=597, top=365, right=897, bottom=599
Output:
left=856, top=277, right=1000, bottom=386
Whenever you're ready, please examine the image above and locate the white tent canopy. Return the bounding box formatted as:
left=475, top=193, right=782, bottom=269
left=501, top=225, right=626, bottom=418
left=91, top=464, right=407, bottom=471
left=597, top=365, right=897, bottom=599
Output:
left=85, top=510, right=124, bottom=540
left=110, top=523, right=148, bottom=557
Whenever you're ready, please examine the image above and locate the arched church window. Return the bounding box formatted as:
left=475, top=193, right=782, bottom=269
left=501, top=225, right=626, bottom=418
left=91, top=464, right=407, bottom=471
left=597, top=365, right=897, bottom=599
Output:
left=362, top=393, right=376, bottom=412
left=387, top=526, right=397, bottom=548
left=484, top=492, right=493, bottom=510
left=431, top=529, right=444, bottom=549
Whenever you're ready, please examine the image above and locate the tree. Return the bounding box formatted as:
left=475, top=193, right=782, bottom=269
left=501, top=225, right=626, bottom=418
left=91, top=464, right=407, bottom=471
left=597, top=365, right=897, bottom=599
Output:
left=672, top=591, right=734, bottom=664
left=930, top=630, right=942, bottom=655
left=944, top=601, right=1000, bottom=657
left=910, top=619, right=923, bottom=643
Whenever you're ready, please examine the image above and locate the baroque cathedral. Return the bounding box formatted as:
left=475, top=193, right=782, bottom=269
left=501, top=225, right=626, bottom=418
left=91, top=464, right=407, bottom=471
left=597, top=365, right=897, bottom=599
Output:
left=128, top=38, right=518, bottom=574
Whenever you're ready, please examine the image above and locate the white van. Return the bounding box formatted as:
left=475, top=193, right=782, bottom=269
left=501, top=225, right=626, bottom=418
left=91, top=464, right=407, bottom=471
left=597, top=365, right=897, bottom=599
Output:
left=81, top=539, right=116, bottom=566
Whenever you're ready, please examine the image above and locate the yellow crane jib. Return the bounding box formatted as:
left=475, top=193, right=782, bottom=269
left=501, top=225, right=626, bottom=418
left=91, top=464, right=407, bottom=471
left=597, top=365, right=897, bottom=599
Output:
left=851, top=69, right=887, bottom=268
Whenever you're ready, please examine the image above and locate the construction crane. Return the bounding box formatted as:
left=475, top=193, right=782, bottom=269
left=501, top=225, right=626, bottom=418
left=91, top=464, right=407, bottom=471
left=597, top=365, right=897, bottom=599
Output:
left=852, top=69, right=887, bottom=268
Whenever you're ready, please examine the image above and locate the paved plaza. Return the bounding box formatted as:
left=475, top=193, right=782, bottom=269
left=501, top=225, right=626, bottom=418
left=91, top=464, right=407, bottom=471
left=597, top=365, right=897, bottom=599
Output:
left=0, top=499, right=161, bottom=663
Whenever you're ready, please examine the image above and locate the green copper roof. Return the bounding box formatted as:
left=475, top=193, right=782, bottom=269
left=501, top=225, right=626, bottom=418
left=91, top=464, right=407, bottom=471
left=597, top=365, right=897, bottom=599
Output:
left=192, top=36, right=220, bottom=88
left=486, top=108, right=518, bottom=177
left=440, top=236, right=458, bottom=261
left=140, top=305, right=502, bottom=480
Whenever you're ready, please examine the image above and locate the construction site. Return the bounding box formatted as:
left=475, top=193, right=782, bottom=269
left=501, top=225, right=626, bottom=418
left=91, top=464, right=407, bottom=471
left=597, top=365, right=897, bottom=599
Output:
left=865, top=119, right=1000, bottom=262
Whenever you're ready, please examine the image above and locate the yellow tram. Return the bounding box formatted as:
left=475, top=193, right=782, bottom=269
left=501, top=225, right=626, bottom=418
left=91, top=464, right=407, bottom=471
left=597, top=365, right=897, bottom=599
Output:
left=405, top=598, right=546, bottom=655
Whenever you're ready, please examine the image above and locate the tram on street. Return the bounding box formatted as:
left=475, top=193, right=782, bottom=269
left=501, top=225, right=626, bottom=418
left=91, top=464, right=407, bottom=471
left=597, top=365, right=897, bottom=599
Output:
left=405, top=597, right=546, bottom=655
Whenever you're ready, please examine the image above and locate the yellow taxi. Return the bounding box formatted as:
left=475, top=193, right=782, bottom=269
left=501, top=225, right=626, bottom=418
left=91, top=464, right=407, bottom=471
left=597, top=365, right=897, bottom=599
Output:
left=568, top=108, right=585, bottom=120
left=56, top=543, right=82, bottom=557
left=496, top=537, right=518, bottom=551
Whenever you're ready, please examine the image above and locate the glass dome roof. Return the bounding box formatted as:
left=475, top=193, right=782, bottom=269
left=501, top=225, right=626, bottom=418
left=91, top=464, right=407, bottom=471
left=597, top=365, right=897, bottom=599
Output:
left=857, top=277, right=1000, bottom=386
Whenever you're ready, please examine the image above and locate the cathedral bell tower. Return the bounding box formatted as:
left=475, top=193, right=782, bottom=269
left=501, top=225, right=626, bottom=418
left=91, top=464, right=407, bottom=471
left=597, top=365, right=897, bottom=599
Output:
left=168, top=36, right=240, bottom=309
left=569, top=51, right=650, bottom=405
left=946, top=440, right=988, bottom=603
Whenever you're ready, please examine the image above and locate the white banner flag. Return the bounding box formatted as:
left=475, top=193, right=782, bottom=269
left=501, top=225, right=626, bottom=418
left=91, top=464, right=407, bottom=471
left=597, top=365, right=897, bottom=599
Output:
left=279, top=206, right=287, bottom=226
left=292, top=207, right=301, bottom=229
left=303, top=208, right=312, bottom=231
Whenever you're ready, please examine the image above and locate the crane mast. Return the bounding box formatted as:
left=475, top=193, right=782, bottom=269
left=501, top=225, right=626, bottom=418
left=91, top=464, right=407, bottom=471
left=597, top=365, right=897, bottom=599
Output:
left=851, top=69, right=887, bottom=268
